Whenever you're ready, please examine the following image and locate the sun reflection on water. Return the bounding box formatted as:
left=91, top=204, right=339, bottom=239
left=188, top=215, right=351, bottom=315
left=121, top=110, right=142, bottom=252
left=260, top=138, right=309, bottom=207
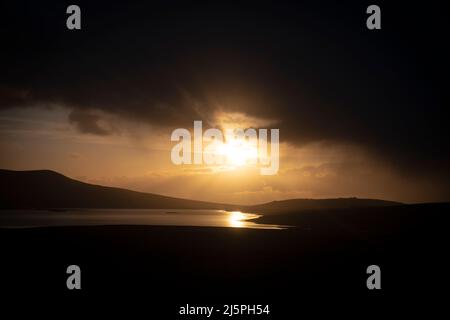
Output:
left=228, top=211, right=261, bottom=228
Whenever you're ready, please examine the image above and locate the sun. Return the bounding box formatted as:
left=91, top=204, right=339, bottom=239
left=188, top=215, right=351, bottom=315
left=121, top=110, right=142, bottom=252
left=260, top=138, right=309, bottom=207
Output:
left=217, top=138, right=258, bottom=167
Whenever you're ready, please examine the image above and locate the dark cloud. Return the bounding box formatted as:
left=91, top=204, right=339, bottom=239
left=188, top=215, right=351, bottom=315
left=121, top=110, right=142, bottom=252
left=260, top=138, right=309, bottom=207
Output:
left=1, top=1, right=449, bottom=184
left=68, top=109, right=111, bottom=135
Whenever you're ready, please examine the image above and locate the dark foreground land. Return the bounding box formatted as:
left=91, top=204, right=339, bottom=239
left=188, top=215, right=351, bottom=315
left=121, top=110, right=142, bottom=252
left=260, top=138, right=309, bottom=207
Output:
left=1, top=203, right=449, bottom=317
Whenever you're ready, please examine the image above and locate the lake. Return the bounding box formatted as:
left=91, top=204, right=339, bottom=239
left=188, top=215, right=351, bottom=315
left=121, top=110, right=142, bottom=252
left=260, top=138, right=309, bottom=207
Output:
left=0, top=209, right=286, bottom=229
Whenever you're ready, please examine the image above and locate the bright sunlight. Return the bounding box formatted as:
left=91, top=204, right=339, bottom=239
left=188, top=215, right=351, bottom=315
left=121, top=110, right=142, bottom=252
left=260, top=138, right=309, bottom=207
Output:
left=216, top=137, right=259, bottom=168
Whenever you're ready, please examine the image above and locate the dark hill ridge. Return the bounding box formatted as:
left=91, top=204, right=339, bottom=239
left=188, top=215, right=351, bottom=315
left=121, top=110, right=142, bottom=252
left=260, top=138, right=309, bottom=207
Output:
left=245, top=198, right=401, bottom=214
left=0, top=169, right=232, bottom=210
left=1, top=169, right=400, bottom=211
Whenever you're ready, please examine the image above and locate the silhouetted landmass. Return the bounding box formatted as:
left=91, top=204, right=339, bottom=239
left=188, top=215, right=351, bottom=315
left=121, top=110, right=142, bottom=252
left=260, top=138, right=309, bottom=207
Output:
left=0, top=169, right=401, bottom=212
left=0, top=169, right=232, bottom=210
left=256, top=202, right=449, bottom=232
left=245, top=197, right=401, bottom=214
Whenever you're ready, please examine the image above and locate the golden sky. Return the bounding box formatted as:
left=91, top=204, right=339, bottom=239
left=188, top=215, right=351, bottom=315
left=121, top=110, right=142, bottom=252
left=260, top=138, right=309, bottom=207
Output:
left=0, top=106, right=446, bottom=205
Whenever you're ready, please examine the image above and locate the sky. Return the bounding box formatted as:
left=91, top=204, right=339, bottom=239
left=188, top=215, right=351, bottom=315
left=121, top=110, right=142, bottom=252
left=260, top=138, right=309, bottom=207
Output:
left=1, top=1, right=449, bottom=204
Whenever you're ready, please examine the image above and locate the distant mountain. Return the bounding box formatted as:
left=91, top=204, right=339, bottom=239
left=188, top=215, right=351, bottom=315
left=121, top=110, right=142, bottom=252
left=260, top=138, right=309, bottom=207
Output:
left=245, top=198, right=401, bottom=214
left=0, top=169, right=401, bottom=211
left=0, top=169, right=233, bottom=210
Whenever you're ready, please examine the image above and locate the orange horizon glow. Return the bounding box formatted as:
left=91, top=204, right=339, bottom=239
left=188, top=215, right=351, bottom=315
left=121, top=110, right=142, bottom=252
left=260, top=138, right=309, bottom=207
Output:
left=0, top=107, right=443, bottom=204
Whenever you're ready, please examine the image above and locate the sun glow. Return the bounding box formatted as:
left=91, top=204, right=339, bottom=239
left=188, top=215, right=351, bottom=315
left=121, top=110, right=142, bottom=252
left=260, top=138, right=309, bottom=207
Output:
left=171, top=120, right=279, bottom=174
left=216, top=138, right=258, bottom=168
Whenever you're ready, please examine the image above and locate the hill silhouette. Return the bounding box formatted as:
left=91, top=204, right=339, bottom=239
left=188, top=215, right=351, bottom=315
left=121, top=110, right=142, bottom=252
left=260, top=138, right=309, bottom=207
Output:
left=1, top=169, right=400, bottom=211
left=245, top=198, right=401, bottom=214
left=0, top=169, right=233, bottom=210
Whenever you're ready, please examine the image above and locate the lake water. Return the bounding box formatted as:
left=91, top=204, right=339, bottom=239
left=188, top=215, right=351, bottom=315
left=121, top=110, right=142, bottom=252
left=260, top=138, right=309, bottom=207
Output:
left=0, top=209, right=285, bottom=230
